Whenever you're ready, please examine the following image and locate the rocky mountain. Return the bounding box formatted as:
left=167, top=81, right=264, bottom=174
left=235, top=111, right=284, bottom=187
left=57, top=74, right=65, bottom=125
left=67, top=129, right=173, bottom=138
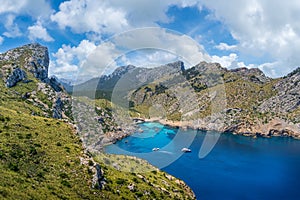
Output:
left=0, top=44, right=195, bottom=199
left=0, top=43, right=68, bottom=119
left=71, top=59, right=299, bottom=139
left=70, top=61, right=185, bottom=98
left=126, top=61, right=300, bottom=138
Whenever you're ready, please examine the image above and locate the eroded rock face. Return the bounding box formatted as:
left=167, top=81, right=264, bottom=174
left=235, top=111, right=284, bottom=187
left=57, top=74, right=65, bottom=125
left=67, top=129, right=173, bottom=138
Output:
left=230, top=67, right=271, bottom=84
left=0, top=43, right=50, bottom=84
left=1, top=43, right=66, bottom=119
left=49, top=76, right=63, bottom=92
left=53, top=97, right=63, bottom=119
left=24, top=43, right=49, bottom=82
left=5, top=67, right=26, bottom=87
left=259, top=67, right=300, bottom=114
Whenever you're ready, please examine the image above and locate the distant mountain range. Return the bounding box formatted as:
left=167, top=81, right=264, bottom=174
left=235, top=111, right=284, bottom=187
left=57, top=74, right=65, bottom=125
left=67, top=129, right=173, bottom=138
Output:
left=63, top=58, right=300, bottom=138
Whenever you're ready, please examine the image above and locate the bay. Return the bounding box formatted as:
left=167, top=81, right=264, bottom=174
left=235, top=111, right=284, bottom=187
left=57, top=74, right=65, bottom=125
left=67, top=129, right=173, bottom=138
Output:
left=105, top=122, right=300, bottom=200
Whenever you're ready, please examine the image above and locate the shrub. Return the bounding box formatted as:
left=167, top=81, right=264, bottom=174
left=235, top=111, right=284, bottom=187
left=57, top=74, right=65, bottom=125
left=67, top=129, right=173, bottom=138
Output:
left=116, top=178, right=126, bottom=185
left=61, top=180, right=71, bottom=188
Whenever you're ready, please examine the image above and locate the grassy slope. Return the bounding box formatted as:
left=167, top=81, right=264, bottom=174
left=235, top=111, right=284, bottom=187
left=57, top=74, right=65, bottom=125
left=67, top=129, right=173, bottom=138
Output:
left=0, top=106, right=102, bottom=199
left=129, top=71, right=280, bottom=123
left=0, top=51, right=196, bottom=199
left=96, top=154, right=195, bottom=199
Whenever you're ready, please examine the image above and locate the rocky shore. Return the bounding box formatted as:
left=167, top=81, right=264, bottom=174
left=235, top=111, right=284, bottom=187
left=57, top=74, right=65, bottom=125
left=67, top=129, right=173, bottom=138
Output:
left=133, top=117, right=300, bottom=139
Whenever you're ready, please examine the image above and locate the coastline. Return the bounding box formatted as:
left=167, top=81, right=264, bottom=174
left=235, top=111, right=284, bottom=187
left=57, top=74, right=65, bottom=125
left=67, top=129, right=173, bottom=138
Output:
left=132, top=117, right=300, bottom=140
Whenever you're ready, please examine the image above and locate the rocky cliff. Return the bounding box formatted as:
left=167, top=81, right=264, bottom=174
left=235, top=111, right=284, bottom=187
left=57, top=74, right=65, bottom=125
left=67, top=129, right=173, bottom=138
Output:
left=0, top=43, right=69, bottom=119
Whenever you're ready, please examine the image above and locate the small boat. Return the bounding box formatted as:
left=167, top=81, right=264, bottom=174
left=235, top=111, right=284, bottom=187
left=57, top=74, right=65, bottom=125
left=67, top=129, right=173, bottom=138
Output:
left=152, top=147, right=160, bottom=151
left=181, top=148, right=191, bottom=152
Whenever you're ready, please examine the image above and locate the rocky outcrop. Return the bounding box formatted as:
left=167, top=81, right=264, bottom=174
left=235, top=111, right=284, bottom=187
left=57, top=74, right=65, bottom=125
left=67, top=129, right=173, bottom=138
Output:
left=23, top=43, right=49, bottom=82
left=92, top=163, right=105, bottom=189
left=259, top=67, right=300, bottom=114
left=0, top=43, right=67, bottom=119
left=53, top=97, right=63, bottom=119
left=1, top=43, right=63, bottom=91
left=230, top=67, right=271, bottom=84
left=5, top=67, right=26, bottom=87
left=49, top=76, right=63, bottom=92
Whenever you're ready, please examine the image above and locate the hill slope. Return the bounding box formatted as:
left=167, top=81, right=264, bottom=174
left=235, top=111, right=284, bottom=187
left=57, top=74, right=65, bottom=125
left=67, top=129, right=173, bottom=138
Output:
left=0, top=44, right=196, bottom=199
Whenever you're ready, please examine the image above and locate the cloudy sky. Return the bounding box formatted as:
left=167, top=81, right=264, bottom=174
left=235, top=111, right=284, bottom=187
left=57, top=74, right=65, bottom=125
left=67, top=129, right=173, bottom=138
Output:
left=0, top=0, right=300, bottom=80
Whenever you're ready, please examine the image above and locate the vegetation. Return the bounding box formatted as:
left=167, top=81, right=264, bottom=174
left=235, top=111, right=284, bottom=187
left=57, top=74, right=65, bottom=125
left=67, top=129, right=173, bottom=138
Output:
left=95, top=153, right=195, bottom=199
left=0, top=44, right=196, bottom=199
left=0, top=106, right=102, bottom=199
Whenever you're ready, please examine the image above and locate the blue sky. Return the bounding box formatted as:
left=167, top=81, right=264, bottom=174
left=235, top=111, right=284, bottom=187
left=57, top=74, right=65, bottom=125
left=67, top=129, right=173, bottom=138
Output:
left=1, top=0, right=300, bottom=80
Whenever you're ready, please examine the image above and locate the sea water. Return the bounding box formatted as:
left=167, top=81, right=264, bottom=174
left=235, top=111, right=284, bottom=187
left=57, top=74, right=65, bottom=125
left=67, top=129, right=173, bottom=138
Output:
left=105, top=122, right=300, bottom=200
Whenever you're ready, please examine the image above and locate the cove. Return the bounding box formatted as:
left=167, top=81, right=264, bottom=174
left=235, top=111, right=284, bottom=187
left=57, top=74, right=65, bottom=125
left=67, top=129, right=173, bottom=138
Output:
left=105, top=122, right=300, bottom=200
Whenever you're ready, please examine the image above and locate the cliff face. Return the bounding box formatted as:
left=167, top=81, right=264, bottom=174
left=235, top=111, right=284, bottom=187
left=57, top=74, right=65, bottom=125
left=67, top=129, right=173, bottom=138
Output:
left=0, top=43, right=68, bottom=119
left=0, top=43, right=49, bottom=84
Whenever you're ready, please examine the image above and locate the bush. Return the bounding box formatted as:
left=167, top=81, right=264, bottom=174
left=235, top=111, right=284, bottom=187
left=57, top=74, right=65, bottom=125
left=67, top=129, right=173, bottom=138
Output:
left=8, top=163, right=19, bottom=172
left=88, top=160, right=94, bottom=166
left=61, top=180, right=71, bottom=188
left=59, top=173, right=69, bottom=179
left=135, top=191, right=143, bottom=197
left=116, top=178, right=126, bottom=185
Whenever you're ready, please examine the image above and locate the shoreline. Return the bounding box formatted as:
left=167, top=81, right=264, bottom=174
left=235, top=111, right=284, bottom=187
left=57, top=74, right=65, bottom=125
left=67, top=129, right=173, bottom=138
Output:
left=132, top=117, right=300, bottom=140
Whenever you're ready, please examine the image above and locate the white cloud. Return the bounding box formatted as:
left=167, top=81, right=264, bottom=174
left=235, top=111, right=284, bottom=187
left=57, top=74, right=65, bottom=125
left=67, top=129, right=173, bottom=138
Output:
left=2, top=14, right=21, bottom=38
left=200, top=0, right=300, bottom=76
left=0, top=36, right=4, bottom=45
left=215, top=42, right=237, bottom=51
left=51, top=0, right=130, bottom=34
left=51, top=0, right=202, bottom=35
left=28, top=22, right=54, bottom=42
left=49, top=0, right=300, bottom=78
left=0, top=0, right=53, bottom=39
left=111, top=28, right=210, bottom=66
left=211, top=53, right=249, bottom=69
left=49, top=40, right=97, bottom=77
left=51, top=27, right=211, bottom=79
left=80, top=41, right=121, bottom=76
left=119, top=50, right=178, bottom=68
left=0, top=0, right=52, bottom=19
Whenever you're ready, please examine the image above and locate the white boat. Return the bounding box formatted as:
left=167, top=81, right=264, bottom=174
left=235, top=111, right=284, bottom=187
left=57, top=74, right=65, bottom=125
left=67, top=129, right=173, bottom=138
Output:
left=152, top=147, right=160, bottom=151
left=181, top=147, right=191, bottom=152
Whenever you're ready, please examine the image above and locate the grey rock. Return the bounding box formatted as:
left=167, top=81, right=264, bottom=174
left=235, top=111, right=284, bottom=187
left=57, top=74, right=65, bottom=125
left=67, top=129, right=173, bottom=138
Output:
left=49, top=76, right=63, bottom=92
left=53, top=97, right=63, bottom=119
left=92, top=163, right=104, bottom=189
left=6, top=67, right=27, bottom=87
left=259, top=68, right=300, bottom=113
left=230, top=67, right=271, bottom=84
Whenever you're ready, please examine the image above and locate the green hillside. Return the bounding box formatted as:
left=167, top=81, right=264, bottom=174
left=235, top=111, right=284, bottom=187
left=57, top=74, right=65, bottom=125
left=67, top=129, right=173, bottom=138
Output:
left=0, top=44, right=196, bottom=199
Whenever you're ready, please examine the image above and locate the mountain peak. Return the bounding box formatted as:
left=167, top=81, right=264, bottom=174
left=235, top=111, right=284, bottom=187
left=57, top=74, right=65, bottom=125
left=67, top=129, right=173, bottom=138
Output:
left=230, top=67, right=270, bottom=84
left=165, top=61, right=185, bottom=71
left=0, top=43, right=64, bottom=92
left=111, top=64, right=136, bottom=76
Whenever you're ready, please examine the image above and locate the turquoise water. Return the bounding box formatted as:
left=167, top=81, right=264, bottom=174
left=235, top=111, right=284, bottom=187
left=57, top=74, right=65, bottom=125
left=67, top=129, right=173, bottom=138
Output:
left=105, top=122, right=300, bottom=200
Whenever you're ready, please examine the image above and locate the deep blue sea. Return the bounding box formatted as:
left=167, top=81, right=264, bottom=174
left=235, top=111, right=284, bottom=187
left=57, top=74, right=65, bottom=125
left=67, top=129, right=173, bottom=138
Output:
left=105, top=122, right=300, bottom=200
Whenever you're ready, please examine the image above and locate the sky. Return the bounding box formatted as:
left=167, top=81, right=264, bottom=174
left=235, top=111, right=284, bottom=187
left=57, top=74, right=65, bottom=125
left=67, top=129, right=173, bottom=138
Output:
left=0, top=0, right=300, bottom=80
